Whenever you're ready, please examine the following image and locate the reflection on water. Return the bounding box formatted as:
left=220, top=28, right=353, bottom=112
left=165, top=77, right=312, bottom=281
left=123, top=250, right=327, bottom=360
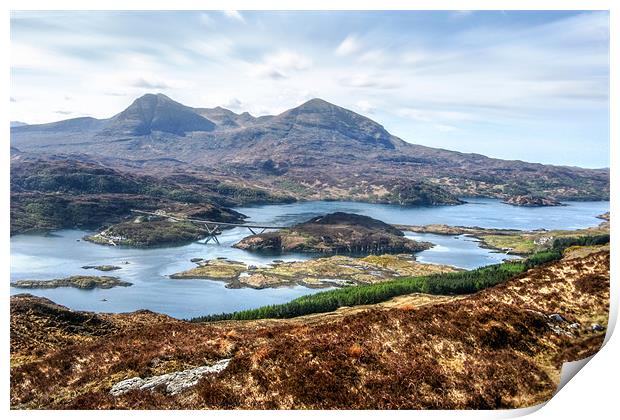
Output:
left=235, top=198, right=609, bottom=231
left=404, top=232, right=520, bottom=270
left=10, top=198, right=608, bottom=319
left=10, top=229, right=314, bottom=320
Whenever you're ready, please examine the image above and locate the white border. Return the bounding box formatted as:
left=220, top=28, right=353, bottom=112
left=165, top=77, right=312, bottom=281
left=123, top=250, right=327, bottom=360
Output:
left=2, top=1, right=617, bottom=419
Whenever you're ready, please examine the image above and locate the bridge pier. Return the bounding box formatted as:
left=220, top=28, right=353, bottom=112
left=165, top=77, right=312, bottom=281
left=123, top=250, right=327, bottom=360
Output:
left=129, top=210, right=286, bottom=246
left=202, top=224, right=221, bottom=244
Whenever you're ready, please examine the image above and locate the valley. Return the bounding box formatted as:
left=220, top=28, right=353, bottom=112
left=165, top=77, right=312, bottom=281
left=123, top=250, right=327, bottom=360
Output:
left=9, top=93, right=611, bottom=411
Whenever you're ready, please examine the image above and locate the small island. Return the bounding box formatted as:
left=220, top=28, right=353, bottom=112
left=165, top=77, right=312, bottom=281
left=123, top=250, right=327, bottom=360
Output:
left=82, top=265, right=122, bottom=272
left=83, top=204, right=247, bottom=247
left=233, top=212, right=432, bottom=255
left=502, top=195, right=563, bottom=207
left=11, top=275, right=133, bottom=290
left=84, top=219, right=213, bottom=247
left=170, top=254, right=457, bottom=289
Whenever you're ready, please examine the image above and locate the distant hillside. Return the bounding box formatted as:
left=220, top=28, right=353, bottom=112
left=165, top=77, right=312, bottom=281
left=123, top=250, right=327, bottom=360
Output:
left=11, top=94, right=610, bottom=203
left=9, top=156, right=293, bottom=235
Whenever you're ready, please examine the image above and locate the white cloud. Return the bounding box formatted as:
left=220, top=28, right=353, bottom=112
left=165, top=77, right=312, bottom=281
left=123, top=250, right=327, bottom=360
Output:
left=8, top=11, right=609, bottom=166
left=435, top=124, right=458, bottom=132
left=335, top=35, right=361, bottom=56
left=401, top=51, right=431, bottom=66
left=131, top=78, right=172, bottom=89
left=11, top=41, right=84, bottom=72
left=222, top=97, right=243, bottom=110
left=396, top=108, right=474, bottom=123
left=249, top=50, right=312, bottom=80
left=342, top=73, right=400, bottom=90
left=222, top=10, right=245, bottom=23
left=354, top=100, right=375, bottom=114
left=188, top=37, right=235, bottom=60
left=358, top=49, right=386, bottom=64
left=109, top=51, right=164, bottom=71
left=266, top=51, right=311, bottom=72
left=250, top=65, right=286, bottom=80
left=89, top=71, right=190, bottom=96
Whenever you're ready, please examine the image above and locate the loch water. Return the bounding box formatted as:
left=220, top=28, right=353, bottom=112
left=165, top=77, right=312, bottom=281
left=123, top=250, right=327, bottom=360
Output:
left=10, top=198, right=609, bottom=319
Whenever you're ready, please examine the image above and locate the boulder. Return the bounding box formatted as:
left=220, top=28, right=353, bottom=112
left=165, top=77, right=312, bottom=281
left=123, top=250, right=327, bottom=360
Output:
left=548, top=313, right=566, bottom=323
left=110, top=359, right=231, bottom=396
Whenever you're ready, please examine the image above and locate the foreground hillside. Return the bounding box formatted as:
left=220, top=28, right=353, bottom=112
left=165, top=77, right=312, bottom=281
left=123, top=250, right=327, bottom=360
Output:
left=10, top=246, right=609, bottom=409
left=11, top=94, right=609, bottom=203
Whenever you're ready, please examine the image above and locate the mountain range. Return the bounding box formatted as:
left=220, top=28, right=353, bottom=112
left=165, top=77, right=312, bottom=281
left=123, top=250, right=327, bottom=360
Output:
left=11, top=93, right=609, bottom=205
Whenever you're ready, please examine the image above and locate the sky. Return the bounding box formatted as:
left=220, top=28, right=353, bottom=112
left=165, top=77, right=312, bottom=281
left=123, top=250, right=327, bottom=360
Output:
left=10, top=10, right=610, bottom=168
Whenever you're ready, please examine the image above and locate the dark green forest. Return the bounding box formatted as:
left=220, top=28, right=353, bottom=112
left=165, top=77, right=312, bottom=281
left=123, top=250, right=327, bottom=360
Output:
left=191, top=236, right=608, bottom=322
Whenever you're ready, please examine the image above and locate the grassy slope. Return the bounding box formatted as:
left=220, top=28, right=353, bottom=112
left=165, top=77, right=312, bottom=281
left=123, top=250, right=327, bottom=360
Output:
left=10, top=246, right=609, bottom=409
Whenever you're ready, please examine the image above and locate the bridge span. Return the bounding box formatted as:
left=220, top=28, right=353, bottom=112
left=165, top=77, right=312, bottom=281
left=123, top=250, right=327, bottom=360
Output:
left=130, top=209, right=288, bottom=244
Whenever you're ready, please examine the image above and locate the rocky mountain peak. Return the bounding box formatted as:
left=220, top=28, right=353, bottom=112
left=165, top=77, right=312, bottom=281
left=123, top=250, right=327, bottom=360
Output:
left=109, top=93, right=215, bottom=136
left=276, top=98, right=396, bottom=148
left=295, top=98, right=335, bottom=111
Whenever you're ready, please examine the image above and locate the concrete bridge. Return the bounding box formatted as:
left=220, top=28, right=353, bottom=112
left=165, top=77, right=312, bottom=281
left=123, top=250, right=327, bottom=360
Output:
left=130, top=209, right=287, bottom=244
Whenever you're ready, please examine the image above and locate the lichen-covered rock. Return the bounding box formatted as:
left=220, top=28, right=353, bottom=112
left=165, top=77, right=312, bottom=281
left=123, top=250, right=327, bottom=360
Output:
left=109, top=359, right=231, bottom=396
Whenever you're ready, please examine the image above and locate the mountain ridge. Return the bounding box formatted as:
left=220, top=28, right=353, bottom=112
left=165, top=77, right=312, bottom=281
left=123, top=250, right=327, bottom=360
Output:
left=11, top=93, right=610, bottom=203
left=11, top=93, right=606, bottom=168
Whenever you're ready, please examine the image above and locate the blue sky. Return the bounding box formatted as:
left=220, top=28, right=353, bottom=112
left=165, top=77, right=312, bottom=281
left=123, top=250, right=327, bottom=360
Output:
left=10, top=10, right=609, bottom=168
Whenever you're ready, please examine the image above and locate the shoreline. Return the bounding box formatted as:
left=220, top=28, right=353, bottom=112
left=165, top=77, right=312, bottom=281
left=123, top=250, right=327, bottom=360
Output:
left=169, top=254, right=459, bottom=290
left=396, top=216, right=609, bottom=256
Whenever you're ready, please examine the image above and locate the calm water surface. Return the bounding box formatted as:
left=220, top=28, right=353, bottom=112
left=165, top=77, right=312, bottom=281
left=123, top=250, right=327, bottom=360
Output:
left=10, top=198, right=608, bottom=318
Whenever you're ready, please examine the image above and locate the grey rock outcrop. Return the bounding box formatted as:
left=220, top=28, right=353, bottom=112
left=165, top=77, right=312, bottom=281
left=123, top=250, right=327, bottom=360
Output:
left=548, top=313, right=566, bottom=323
left=110, top=358, right=231, bottom=396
